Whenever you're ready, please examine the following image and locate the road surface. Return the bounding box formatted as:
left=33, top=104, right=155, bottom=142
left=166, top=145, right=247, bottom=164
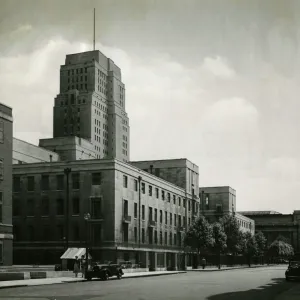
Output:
left=0, top=266, right=298, bottom=300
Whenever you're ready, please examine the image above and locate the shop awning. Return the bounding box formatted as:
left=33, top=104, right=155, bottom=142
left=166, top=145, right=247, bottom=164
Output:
left=60, top=248, right=92, bottom=260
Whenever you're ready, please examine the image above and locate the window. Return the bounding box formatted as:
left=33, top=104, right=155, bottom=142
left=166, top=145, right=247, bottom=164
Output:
left=154, top=230, right=158, bottom=244
left=134, top=227, right=137, bottom=242
left=149, top=185, right=152, bottom=196
left=173, top=195, right=176, bottom=204
left=165, top=211, right=167, bottom=224
left=57, top=225, right=64, bottom=240
left=167, top=193, right=171, bottom=202
left=134, top=203, right=138, bottom=218
left=188, top=200, right=191, bottom=211
left=56, top=175, right=64, bottom=190
left=72, top=173, right=80, bottom=189
left=0, top=121, right=3, bottom=143
left=183, top=199, right=186, bottom=208
left=123, top=175, right=128, bottom=188
left=41, top=196, right=49, bottom=216
left=13, top=176, right=21, bottom=192
left=160, top=231, right=163, bottom=244
left=170, top=213, right=172, bottom=225
left=160, top=210, right=163, bottom=223
left=141, top=183, right=145, bottom=194
left=174, top=233, right=177, bottom=246
left=174, top=214, right=177, bottom=226
left=142, top=229, right=145, bottom=243
left=134, top=179, right=138, bottom=191
left=123, top=199, right=128, bottom=216
left=149, top=207, right=153, bottom=221
left=0, top=192, right=2, bottom=223
left=169, top=233, right=172, bottom=245
left=142, top=205, right=145, bottom=220
left=41, top=175, right=49, bottom=191
left=92, top=173, right=102, bottom=185
left=123, top=223, right=129, bottom=242
left=73, top=224, right=79, bottom=241
left=72, top=197, right=80, bottom=215
left=148, top=228, right=153, bottom=244
left=179, top=215, right=182, bottom=227
left=161, top=190, right=165, bottom=200
left=13, top=197, right=20, bottom=216
left=154, top=208, right=157, bottom=222
left=56, top=198, right=64, bottom=215
left=155, top=188, right=159, bottom=198
left=27, top=176, right=35, bottom=191
left=28, top=226, right=34, bottom=241
left=165, top=232, right=167, bottom=245
left=0, top=159, right=3, bottom=181
left=91, top=197, right=102, bottom=219
left=27, top=199, right=34, bottom=216
left=178, top=197, right=181, bottom=206
left=43, top=226, right=51, bottom=241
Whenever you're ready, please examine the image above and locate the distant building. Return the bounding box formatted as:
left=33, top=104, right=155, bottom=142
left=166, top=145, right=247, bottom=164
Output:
left=12, top=159, right=199, bottom=269
left=239, top=210, right=300, bottom=252
left=199, top=186, right=255, bottom=235
left=0, top=102, right=13, bottom=265
left=53, top=50, right=130, bottom=162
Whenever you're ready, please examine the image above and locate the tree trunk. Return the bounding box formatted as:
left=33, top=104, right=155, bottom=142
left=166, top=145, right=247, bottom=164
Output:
left=218, top=250, right=221, bottom=269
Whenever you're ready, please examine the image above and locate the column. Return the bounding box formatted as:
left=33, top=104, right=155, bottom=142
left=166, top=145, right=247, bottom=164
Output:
left=163, top=252, right=167, bottom=270
left=174, top=253, right=178, bottom=271
left=153, top=252, right=158, bottom=271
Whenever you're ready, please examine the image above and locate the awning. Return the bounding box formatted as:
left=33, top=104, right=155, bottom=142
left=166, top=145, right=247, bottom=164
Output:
left=60, top=248, right=92, bottom=260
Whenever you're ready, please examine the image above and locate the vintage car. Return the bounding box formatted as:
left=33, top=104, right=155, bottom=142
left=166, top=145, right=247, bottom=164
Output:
left=86, top=263, right=124, bottom=281
left=285, top=261, right=300, bottom=281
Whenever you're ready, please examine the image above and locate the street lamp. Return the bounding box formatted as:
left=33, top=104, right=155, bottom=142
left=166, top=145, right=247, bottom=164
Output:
left=84, top=213, right=91, bottom=278
left=64, top=168, right=71, bottom=250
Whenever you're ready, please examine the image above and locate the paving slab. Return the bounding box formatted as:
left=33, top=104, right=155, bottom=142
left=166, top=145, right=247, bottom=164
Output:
left=189, top=264, right=279, bottom=271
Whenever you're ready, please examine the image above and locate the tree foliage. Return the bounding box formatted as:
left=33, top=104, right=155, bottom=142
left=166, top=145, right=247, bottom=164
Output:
left=255, top=231, right=267, bottom=256
left=241, top=232, right=258, bottom=257
left=211, top=222, right=227, bottom=254
left=184, top=216, right=214, bottom=253
left=267, top=240, right=294, bottom=258
left=219, top=214, right=241, bottom=254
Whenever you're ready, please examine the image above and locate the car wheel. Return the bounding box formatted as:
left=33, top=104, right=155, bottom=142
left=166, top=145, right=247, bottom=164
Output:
left=103, top=272, right=109, bottom=281
left=86, top=276, right=92, bottom=281
left=117, top=273, right=122, bottom=279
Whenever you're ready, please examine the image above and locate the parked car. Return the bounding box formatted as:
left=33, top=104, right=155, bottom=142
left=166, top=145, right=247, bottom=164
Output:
left=86, top=264, right=123, bottom=281
left=285, top=261, right=300, bottom=281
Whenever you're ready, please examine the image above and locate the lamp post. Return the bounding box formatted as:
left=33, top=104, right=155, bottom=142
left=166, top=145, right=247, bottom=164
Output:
left=64, top=168, right=71, bottom=250
left=84, top=213, right=91, bottom=279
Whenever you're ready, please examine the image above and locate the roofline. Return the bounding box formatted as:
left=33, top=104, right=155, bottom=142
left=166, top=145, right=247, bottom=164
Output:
left=199, top=186, right=235, bottom=191
left=12, top=158, right=188, bottom=192
left=0, top=102, right=12, bottom=110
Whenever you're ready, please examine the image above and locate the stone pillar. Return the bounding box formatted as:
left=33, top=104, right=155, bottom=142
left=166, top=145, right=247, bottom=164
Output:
left=174, top=253, right=178, bottom=271
left=163, top=252, right=167, bottom=270
left=153, top=252, right=158, bottom=271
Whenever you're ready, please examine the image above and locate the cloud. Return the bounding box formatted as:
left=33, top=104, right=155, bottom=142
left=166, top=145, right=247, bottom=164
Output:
left=10, top=24, right=33, bottom=37
left=202, top=56, right=236, bottom=79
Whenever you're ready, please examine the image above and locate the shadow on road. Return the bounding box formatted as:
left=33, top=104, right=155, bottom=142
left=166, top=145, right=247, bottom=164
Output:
left=207, top=278, right=299, bottom=300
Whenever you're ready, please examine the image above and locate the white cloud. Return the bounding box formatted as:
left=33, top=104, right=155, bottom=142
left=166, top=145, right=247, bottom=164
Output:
left=10, top=24, right=33, bottom=37
left=1, top=36, right=300, bottom=214
left=202, top=56, right=236, bottom=79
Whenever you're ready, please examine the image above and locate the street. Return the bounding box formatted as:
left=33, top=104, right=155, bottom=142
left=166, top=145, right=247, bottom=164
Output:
left=0, top=266, right=298, bottom=300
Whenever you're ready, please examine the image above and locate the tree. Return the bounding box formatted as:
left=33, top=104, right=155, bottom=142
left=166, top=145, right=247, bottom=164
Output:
left=184, top=216, right=214, bottom=267
left=212, top=222, right=227, bottom=269
left=241, top=232, right=258, bottom=267
left=255, top=231, right=267, bottom=264
left=219, top=214, right=241, bottom=254
left=267, top=240, right=294, bottom=258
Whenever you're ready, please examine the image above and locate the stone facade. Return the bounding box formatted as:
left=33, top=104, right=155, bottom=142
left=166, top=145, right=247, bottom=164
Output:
left=0, top=103, right=13, bottom=265
left=12, top=159, right=199, bottom=269
left=53, top=50, right=130, bottom=162
left=200, top=186, right=255, bottom=235
left=13, top=138, right=59, bottom=164
left=239, top=211, right=300, bottom=252
left=39, top=136, right=96, bottom=161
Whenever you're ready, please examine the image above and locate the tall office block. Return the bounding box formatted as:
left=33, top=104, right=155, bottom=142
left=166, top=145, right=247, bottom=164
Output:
left=53, top=50, right=130, bottom=162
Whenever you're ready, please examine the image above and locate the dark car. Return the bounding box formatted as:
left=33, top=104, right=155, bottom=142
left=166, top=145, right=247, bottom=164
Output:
left=285, top=261, right=300, bottom=281
left=86, top=264, right=123, bottom=281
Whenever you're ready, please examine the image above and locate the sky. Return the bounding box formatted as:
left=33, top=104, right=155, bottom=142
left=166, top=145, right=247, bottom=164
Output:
left=1, top=0, right=300, bottom=214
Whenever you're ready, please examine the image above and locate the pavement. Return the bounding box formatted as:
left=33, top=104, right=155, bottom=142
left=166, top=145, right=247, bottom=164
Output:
left=0, top=270, right=185, bottom=289
left=190, top=264, right=277, bottom=271
left=0, top=265, right=298, bottom=299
